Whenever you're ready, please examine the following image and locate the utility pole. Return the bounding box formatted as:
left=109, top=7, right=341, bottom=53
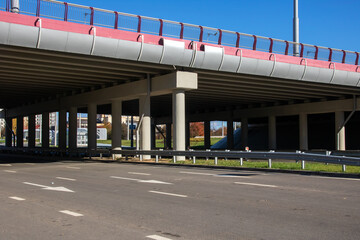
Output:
left=11, top=0, right=19, bottom=13
left=293, top=0, right=300, bottom=56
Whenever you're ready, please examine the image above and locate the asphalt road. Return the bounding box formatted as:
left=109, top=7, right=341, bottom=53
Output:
left=0, top=156, right=359, bottom=240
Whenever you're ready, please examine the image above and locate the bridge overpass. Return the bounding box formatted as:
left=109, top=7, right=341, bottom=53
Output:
left=1, top=0, right=360, bottom=158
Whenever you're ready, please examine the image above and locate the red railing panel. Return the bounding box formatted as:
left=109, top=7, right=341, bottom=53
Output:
left=217, top=29, right=222, bottom=45
left=90, top=7, right=94, bottom=25
left=328, top=48, right=333, bottom=62
left=269, top=38, right=273, bottom=53
left=114, top=11, right=118, bottom=29
left=199, top=26, right=203, bottom=42
left=314, top=46, right=319, bottom=60
left=285, top=41, right=289, bottom=55
left=300, top=43, right=304, bottom=57
left=159, top=19, right=163, bottom=36
left=236, top=32, right=240, bottom=48
left=64, top=2, right=68, bottom=21
left=36, top=0, right=40, bottom=17
left=180, top=23, right=184, bottom=39
left=342, top=50, right=346, bottom=64
left=252, top=35, right=257, bottom=51
left=137, top=15, right=141, bottom=33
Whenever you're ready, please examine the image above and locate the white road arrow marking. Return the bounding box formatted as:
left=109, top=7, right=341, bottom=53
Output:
left=23, top=182, right=75, bottom=192
left=110, top=176, right=172, bottom=185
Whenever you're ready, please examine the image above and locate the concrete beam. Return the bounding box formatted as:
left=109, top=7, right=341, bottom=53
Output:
left=41, top=113, right=49, bottom=148
left=268, top=116, right=276, bottom=150
left=16, top=116, right=23, bottom=148
left=4, top=71, right=198, bottom=118
left=335, top=111, right=346, bottom=150
left=58, top=110, right=67, bottom=150
left=183, top=98, right=360, bottom=123
left=111, top=100, right=122, bottom=150
left=68, top=107, right=77, bottom=150
left=28, top=114, right=36, bottom=148
left=88, top=103, right=97, bottom=150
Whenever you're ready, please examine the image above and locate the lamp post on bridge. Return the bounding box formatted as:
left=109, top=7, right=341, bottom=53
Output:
left=11, top=0, right=19, bottom=13
left=293, top=0, right=300, bottom=56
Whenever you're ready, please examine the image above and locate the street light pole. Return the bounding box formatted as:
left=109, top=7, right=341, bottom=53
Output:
left=293, top=0, right=300, bottom=56
left=11, top=0, right=19, bottom=13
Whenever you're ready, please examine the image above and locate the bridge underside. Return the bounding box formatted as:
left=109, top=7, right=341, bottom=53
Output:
left=1, top=44, right=360, bottom=154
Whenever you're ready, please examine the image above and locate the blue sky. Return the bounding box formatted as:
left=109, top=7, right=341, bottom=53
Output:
left=66, top=0, right=359, bottom=52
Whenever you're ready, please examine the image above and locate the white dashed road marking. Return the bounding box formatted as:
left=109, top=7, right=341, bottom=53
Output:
left=147, top=235, right=173, bottom=240
left=4, top=170, right=17, bottom=173
left=56, top=177, right=76, bottom=181
left=9, top=197, right=25, bottom=201
left=149, top=191, right=187, bottom=198
left=111, top=176, right=172, bottom=185
left=59, top=210, right=83, bottom=217
left=128, top=172, right=151, bottom=176
left=234, top=182, right=278, bottom=188
left=0, top=164, right=12, bottom=167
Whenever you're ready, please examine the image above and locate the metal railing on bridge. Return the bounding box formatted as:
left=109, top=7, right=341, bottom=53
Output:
left=1, top=146, right=360, bottom=173
left=1, top=0, right=359, bottom=66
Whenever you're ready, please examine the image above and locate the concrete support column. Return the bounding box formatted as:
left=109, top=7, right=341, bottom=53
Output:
left=139, top=95, right=151, bottom=159
left=186, top=121, right=190, bottom=149
left=151, top=122, right=156, bottom=149
left=88, top=103, right=97, bottom=150
left=28, top=114, right=36, bottom=148
left=5, top=118, right=12, bottom=147
left=112, top=100, right=122, bottom=158
left=299, top=113, right=308, bottom=150
left=335, top=111, right=346, bottom=150
left=227, top=119, right=234, bottom=149
left=268, top=115, right=276, bottom=150
left=58, top=110, right=67, bottom=150
left=240, top=117, right=248, bottom=150
left=166, top=123, right=172, bottom=149
left=16, top=116, right=23, bottom=148
left=173, top=89, right=186, bottom=160
left=42, top=113, right=49, bottom=148
left=68, top=107, right=77, bottom=150
left=204, top=120, right=211, bottom=149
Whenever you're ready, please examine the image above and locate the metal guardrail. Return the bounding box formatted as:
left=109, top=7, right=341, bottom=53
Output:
left=1, top=147, right=360, bottom=172
left=1, top=0, right=359, bottom=66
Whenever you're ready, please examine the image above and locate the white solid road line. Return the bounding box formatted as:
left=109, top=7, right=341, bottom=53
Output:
left=128, top=172, right=151, bottom=176
left=234, top=182, right=278, bottom=188
left=4, top=170, right=17, bottom=173
left=111, top=176, right=172, bottom=185
left=56, top=177, right=76, bottom=181
left=9, top=196, right=25, bottom=201
left=149, top=191, right=187, bottom=198
left=180, top=171, right=252, bottom=178
left=59, top=210, right=83, bottom=217
left=147, top=235, right=173, bottom=240
left=180, top=171, right=215, bottom=176
left=66, top=166, right=80, bottom=169
left=308, top=176, right=360, bottom=181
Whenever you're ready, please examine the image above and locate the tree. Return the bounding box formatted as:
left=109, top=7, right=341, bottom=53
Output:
left=190, top=122, right=204, bottom=138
